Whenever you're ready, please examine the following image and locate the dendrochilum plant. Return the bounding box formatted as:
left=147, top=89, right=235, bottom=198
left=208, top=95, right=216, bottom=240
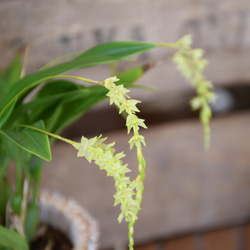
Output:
left=0, top=35, right=215, bottom=250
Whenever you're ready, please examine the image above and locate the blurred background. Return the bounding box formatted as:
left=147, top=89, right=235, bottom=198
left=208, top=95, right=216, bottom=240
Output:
left=1, top=0, right=250, bottom=249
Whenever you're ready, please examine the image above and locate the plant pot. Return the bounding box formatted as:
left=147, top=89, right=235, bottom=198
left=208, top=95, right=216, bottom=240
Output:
left=37, top=191, right=99, bottom=250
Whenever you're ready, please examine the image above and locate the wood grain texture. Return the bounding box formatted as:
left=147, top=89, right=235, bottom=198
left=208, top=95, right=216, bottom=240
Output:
left=164, top=235, right=195, bottom=250
left=41, top=112, right=250, bottom=248
left=0, top=0, right=250, bottom=104
left=244, top=223, right=250, bottom=250
left=204, top=228, right=235, bottom=250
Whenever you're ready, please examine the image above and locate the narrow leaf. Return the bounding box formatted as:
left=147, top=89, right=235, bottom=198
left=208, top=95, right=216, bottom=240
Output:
left=0, top=121, right=51, bottom=161
left=0, top=226, right=28, bottom=250
left=81, top=41, right=156, bottom=58
left=0, top=100, right=16, bottom=128
left=117, top=62, right=155, bottom=85
left=0, top=50, right=22, bottom=86
left=0, top=41, right=157, bottom=124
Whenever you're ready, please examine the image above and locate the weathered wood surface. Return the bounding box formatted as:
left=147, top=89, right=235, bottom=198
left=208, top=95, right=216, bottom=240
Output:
left=42, top=112, right=250, bottom=248
left=0, top=0, right=250, bottom=103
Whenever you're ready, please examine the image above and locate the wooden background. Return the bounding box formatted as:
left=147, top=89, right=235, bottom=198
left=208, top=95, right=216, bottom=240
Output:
left=1, top=0, right=250, bottom=249
left=1, top=0, right=250, bottom=97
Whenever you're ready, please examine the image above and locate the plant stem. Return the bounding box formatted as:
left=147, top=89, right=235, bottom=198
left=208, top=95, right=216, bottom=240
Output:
left=52, top=75, right=103, bottom=85
left=19, top=125, right=76, bottom=146
left=15, top=150, right=22, bottom=198
left=20, top=178, right=31, bottom=231
left=157, top=42, right=178, bottom=49
left=0, top=158, right=10, bottom=182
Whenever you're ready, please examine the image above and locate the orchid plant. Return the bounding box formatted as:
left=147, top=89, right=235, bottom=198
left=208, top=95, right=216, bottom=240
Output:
left=0, top=35, right=215, bottom=250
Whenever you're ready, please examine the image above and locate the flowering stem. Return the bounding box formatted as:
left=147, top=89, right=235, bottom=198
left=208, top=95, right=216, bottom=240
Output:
left=19, top=125, right=75, bottom=145
left=158, top=35, right=215, bottom=149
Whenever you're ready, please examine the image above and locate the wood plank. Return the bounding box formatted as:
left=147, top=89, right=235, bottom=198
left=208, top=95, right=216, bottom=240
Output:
left=164, top=235, right=195, bottom=250
left=41, top=112, right=250, bottom=249
left=244, top=223, right=250, bottom=250
left=0, top=0, right=250, bottom=103
left=134, top=243, right=155, bottom=250
left=204, top=228, right=235, bottom=250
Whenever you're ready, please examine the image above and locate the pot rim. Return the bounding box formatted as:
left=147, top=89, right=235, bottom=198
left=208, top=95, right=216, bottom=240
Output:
left=38, top=190, right=99, bottom=250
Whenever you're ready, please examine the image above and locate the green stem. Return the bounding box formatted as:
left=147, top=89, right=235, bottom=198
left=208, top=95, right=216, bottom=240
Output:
left=157, top=42, right=178, bottom=49
left=110, top=62, right=117, bottom=76
left=19, top=125, right=76, bottom=145
left=0, top=158, right=10, bottom=182
left=20, top=177, right=31, bottom=233
left=15, top=150, right=22, bottom=198
left=31, top=166, right=43, bottom=206
left=128, top=221, right=134, bottom=250
left=52, top=75, right=103, bottom=85
left=129, top=145, right=146, bottom=250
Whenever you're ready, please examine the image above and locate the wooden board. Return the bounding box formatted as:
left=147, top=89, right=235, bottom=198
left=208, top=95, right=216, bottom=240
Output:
left=0, top=0, right=250, bottom=103
left=41, top=112, right=250, bottom=248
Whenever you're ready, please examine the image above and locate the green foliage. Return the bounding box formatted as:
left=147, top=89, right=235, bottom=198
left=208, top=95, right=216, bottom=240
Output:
left=0, top=121, right=51, bottom=161
left=0, top=40, right=159, bottom=250
left=0, top=36, right=215, bottom=250
left=0, top=180, right=12, bottom=225
left=24, top=203, right=39, bottom=242
left=0, top=41, right=156, bottom=127
left=0, top=226, right=28, bottom=250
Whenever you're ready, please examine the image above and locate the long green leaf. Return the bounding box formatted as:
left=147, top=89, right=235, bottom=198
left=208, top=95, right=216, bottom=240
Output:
left=0, top=121, right=51, bottom=161
left=117, top=62, right=154, bottom=85
left=44, top=86, right=107, bottom=133
left=0, top=226, right=28, bottom=250
left=0, top=77, right=8, bottom=103
left=80, top=41, right=156, bottom=58
left=0, top=50, right=22, bottom=87
left=34, top=63, right=155, bottom=134
left=0, top=41, right=157, bottom=126
left=0, top=100, right=17, bottom=128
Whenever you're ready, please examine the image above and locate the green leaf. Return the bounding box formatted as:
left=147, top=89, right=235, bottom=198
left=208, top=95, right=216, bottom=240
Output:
left=81, top=41, right=156, bottom=58
left=25, top=203, right=39, bottom=242
left=0, top=51, right=22, bottom=87
left=117, top=65, right=145, bottom=84
left=0, top=132, right=27, bottom=166
left=36, top=79, right=80, bottom=97
left=0, top=121, right=51, bottom=161
left=28, top=155, right=44, bottom=180
left=0, top=41, right=157, bottom=126
left=45, top=86, right=107, bottom=133
left=37, top=63, right=155, bottom=134
left=0, top=77, right=8, bottom=103
left=0, top=100, right=17, bottom=129
left=0, top=226, right=28, bottom=250
left=0, top=51, right=22, bottom=125
left=0, top=180, right=12, bottom=225
left=18, top=81, right=81, bottom=125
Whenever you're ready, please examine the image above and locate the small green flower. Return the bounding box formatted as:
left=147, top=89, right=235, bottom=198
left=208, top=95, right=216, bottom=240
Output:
left=104, top=76, right=119, bottom=88
left=126, top=114, right=147, bottom=134
left=172, top=39, right=215, bottom=148
left=128, top=134, right=146, bottom=149
left=119, top=99, right=141, bottom=114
